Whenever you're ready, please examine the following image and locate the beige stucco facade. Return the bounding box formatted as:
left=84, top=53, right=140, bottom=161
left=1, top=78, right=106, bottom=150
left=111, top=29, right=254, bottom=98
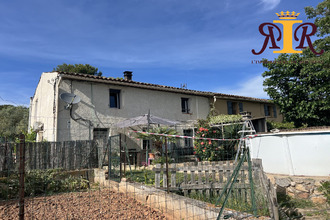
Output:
left=56, top=78, right=210, bottom=142
left=29, top=72, right=211, bottom=143
left=29, top=71, right=283, bottom=145
left=213, top=98, right=283, bottom=122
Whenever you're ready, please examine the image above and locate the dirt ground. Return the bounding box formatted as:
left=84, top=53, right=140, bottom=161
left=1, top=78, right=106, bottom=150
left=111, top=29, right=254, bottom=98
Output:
left=0, top=189, right=166, bottom=220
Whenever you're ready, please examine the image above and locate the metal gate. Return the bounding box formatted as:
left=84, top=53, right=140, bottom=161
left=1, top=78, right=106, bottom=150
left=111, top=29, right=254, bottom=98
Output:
left=107, top=134, right=132, bottom=182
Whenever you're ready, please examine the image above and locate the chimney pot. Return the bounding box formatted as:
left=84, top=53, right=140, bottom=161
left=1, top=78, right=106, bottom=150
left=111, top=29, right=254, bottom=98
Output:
left=123, top=71, right=133, bottom=81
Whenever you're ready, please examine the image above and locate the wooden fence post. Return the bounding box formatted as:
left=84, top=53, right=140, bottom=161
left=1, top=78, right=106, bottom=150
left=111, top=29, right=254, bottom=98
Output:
left=171, top=163, right=176, bottom=188
left=19, top=134, right=25, bottom=220
left=198, top=162, right=203, bottom=194
left=155, top=164, right=161, bottom=188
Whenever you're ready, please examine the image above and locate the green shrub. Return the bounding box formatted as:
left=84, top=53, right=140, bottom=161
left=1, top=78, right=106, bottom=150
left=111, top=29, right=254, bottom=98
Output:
left=267, top=121, right=295, bottom=131
left=318, top=181, right=330, bottom=205
left=0, top=169, right=89, bottom=200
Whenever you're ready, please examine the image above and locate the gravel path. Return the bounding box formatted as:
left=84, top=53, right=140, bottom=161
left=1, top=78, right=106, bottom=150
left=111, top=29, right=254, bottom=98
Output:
left=0, top=189, right=166, bottom=220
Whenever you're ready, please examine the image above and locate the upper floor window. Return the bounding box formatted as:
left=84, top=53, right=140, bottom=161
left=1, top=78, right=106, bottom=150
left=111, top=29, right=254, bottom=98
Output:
left=109, top=89, right=120, bottom=108
left=264, top=104, right=277, bottom=118
left=227, top=101, right=243, bottom=115
left=181, top=98, right=190, bottom=113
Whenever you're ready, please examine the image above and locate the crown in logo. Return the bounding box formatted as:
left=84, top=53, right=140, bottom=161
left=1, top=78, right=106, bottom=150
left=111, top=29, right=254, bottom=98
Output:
left=276, top=11, right=300, bottom=19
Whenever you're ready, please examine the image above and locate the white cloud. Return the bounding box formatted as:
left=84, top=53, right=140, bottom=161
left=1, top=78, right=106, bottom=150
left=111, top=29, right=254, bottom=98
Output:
left=218, top=74, right=269, bottom=99
left=260, top=0, right=280, bottom=11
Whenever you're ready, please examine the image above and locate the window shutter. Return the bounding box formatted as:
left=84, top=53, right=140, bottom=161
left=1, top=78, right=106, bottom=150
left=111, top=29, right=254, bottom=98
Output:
left=273, top=106, right=277, bottom=118
left=239, top=102, right=243, bottom=113
left=264, top=104, right=269, bottom=116
left=227, top=101, right=233, bottom=115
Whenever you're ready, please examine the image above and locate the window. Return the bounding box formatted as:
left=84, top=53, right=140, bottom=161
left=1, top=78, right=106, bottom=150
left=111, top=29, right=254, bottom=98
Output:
left=183, top=129, right=193, bottom=147
left=227, top=101, right=243, bottom=115
left=264, top=104, right=277, bottom=118
left=143, top=140, right=150, bottom=150
left=181, top=98, right=189, bottom=113
left=142, top=128, right=150, bottom=150
left=109, top=89, right=120, bottom=108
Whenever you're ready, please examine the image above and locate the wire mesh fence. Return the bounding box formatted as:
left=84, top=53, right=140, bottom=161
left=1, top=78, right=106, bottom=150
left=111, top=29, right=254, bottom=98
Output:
left=0, top=119, right=279, bottom=219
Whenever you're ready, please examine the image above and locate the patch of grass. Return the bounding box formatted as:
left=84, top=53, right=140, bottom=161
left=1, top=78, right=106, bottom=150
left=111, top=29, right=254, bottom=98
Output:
left=125, top=169, right=155, bottom=185
left=277, top=193, right=314, bottom=209
left=187, top=190, right=270, bottom=217
left=318, top=180, right=330, bottom=205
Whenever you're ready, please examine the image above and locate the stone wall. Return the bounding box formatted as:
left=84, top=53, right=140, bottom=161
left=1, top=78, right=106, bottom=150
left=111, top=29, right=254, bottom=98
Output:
left=268, top=175, right=328, bottom=205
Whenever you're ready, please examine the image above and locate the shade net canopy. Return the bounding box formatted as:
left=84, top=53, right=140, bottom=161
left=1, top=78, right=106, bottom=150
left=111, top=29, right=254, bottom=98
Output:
left=114, top=114, right=180, bottom=128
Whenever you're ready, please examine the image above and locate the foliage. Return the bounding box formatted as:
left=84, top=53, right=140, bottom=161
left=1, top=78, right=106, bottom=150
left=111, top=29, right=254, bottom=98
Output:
left=152, top=156, right=167, bottom=165
left=136, top=127, right=179, bottom=155
left=187, top=190, right=269, bottom=217
left=125, top=169, right=155, bottom=186
left=266, top=121, right=295, bottom=131
left=277, top=193, right=315, bottom=216
left=208, top=114, right=242, bottom=125
left=0, top=105, right=29, bottom=141
left=14, top=128, right=37, bottom=143
left=262, top=0, right=330, bottom=127
left=305, top=0, right=330, bottom=38
left=53, top=63, right=103, bottom=76
left=193, top=120, right=240, bottom=161
left=24, top=129, right=37, bottom=142
left=318, top=180, right=330, bottom=204
left=0, top=169, right=89, bottom=199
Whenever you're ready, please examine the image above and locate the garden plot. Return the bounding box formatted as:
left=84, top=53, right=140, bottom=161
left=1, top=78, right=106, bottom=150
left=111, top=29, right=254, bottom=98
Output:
left=0, top=189, right=166, bottom=220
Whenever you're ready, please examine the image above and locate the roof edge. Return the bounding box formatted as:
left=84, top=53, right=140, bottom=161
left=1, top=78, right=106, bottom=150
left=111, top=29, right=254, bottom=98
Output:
left=50, top=71, right=271, bottom=102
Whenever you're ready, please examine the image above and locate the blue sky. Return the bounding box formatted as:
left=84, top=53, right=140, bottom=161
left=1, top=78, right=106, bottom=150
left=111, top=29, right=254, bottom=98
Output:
left=0, top=0, right=321, bottom=106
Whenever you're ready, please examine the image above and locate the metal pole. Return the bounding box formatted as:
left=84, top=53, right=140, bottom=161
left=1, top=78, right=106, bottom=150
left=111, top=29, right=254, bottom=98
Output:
left=165, top=137, right=169, bottom=193
left=247, top=147, right=257, bottom=216
left=122, top=134, right=126, bottom=177
left=119, top=134, right=122, bottom=178
left=146, top=110, right=151, bottom=165
left=108, top=136, right=111, bottom=181
left=19, top=134, right=25, bottom=220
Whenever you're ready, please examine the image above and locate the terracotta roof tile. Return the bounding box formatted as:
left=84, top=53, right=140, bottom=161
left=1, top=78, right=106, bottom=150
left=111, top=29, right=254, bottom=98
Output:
left=53, top=71, right=270, bottom=103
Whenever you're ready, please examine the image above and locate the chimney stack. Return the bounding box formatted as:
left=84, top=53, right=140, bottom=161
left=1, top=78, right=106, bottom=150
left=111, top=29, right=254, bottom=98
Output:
left=123, top=71, right=133, bottom=81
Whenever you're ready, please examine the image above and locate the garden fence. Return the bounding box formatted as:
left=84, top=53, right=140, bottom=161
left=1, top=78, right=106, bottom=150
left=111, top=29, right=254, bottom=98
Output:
left=0, top=123, right=280, bottom=219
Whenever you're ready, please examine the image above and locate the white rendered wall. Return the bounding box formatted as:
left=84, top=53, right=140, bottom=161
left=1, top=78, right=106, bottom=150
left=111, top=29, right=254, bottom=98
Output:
left=56, top=78, right=210, bottom=142
left=249, top=131, right=330, bottom=177
left=29, top=72, right=59, bottom=142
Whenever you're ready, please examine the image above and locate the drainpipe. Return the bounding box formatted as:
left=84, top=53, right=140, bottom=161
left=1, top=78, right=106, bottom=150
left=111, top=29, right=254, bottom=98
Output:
left=55, top=74, right=63, bottom=141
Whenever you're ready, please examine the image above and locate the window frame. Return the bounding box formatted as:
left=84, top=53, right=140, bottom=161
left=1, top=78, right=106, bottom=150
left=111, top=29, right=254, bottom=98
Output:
left=183, top=129, right=193, bottom=148
left=264, top=104, right=277, bottom=118
left=109, top=89, right=121, bottom=109
left=181, top=98, right=190, bottom=113
left=227, top=101, right=243, bottom=115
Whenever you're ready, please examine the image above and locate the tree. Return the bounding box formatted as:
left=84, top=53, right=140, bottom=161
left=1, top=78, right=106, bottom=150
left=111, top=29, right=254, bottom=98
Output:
left=262, top=0, right=330, bottom=127
left=53, top=63, right=103, bottom=76
left=0, top=105, right=29, bottom=141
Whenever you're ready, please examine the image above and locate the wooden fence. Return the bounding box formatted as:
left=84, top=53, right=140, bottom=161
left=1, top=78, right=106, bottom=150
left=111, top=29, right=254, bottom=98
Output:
left=154, top=161, right=253, bottom=195
left=0, top=140, right=99, bottom=173
left=153, top=159, right=279, bottom=219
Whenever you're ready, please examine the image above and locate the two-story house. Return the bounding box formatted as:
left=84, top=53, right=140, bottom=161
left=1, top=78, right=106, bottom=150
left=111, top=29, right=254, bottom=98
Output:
left=29, top=71, right=282, bottom=160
